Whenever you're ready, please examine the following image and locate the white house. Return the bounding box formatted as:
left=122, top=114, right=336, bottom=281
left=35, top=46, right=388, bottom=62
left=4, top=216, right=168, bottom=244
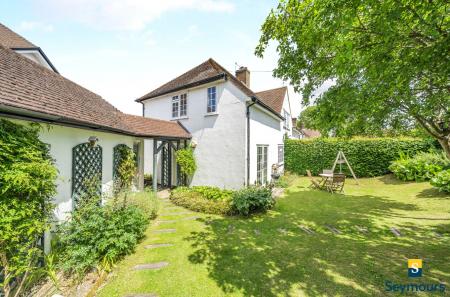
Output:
left=137, top=59, right=294, bottom=189
left=0, top=23, right=190, bottom=250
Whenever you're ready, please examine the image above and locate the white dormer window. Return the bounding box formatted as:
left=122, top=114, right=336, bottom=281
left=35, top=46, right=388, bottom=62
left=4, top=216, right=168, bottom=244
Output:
left=172, top=93, right=187, bottom=118
left=207, top=86, right=217, bottom=113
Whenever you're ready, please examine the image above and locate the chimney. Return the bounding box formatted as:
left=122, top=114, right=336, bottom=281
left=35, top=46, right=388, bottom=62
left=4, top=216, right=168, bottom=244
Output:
left=235, top=66, right=250, bottom=87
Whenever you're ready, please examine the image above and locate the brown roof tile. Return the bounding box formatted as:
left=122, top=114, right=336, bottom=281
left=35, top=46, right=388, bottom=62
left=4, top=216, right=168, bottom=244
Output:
left=254, top=86, right=287, bottom=114
left=0, top=23, right=37, bottom=49
left=0, top=45, right=190, bottom=139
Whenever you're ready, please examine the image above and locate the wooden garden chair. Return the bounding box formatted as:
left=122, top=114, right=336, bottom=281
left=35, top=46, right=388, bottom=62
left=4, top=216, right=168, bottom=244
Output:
left=326, top=173, right=346, bottom=194
left=306, top=170, right=322, bottom=189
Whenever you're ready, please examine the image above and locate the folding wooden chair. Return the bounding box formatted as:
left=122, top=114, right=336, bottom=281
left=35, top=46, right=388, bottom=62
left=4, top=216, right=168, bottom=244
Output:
left=326, top=173, right=346, bottom=194
left=306, top=170, right=322, bottom=189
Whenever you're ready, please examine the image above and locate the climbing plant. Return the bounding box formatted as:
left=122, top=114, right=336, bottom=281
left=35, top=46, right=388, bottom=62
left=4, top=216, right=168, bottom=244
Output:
left=0, top=118, right=57, bottom=297
left=113, top=144, right=136, bottom=193
left=176, top=147, right=196, bottom=177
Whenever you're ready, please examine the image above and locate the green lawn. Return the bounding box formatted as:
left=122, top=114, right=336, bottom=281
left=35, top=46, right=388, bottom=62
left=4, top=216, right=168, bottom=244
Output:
left=98, top=175, right=450, bottom=297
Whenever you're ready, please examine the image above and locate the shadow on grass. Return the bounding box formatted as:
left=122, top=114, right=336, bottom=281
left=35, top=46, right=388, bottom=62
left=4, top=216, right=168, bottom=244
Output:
left=417, top=187, right=450, bottom=199
left=185, top=187, right=450, bottom=297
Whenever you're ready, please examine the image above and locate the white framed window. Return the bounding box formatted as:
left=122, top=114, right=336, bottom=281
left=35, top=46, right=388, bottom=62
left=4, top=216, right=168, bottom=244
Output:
left=278, top=144, right=284, bottom=164
left=256, top=145, right=268, bottom=184
left=172, top=95, right=179, bottom=118
left=284, top=110, right=290, bottom=129
left=207, top=86, right=217, bottom=113
left=180, top=93, right=187, bottom=117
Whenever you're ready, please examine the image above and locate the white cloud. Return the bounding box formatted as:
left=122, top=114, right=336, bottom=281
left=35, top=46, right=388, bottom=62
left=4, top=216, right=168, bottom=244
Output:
left=37, top=0, right=234, bottom=31
left=18, top=21, right=54, bottom=32
left=179, top=25, right=201, bottom=44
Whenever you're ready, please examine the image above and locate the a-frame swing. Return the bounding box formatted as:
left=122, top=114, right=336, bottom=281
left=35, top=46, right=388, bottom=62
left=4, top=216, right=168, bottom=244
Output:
left=331, top=151, right=359, bottom=184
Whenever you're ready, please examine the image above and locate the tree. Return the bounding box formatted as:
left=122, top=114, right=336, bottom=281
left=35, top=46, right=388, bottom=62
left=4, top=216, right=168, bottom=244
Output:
left=296, top=106, right=319, bottom=130
left=256, top=0, right=450, bottom=157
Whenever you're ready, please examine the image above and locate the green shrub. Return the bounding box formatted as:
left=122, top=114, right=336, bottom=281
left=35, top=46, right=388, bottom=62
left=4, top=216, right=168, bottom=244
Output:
left=0, top=119, right=58, bottom=297
left=176, top=148, right=196, bottom=177
left=430, top=170, right=450, bottom=193
left=285, top=137, right=437, bottom=177
left=191, top=186, right=233, bottom=200
left=170, top=187, right=233, bottom=215
left=231, top=186, right=275, bottom=216
left=118, top=190, right=159, bottom=220
left=56, top=192, right=149, bottom=276
left=389, top=152, right=450, bottom=181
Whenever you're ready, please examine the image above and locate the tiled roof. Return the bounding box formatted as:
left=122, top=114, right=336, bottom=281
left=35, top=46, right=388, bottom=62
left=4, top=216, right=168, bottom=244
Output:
left=254, top=86, right=287, bottom=114
left=301, top=128, right=321, bottom=138
left=0, top=23, right=37, bottom=49
left=0, top=45, right=190, bottom=139
left=136, top=58, right=284, bottom=118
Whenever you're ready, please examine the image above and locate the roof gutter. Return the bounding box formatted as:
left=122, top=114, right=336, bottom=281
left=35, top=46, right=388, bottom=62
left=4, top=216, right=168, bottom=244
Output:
left=136, top=73, right=227, bottom=102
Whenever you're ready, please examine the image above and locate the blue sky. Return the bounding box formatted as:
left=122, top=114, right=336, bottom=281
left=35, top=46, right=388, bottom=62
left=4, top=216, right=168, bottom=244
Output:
left=1, top=0, right=302, bottom=116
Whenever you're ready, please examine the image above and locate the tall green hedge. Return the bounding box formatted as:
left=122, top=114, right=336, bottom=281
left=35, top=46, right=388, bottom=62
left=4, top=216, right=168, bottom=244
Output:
left=285, top=137, right=438, bottom=177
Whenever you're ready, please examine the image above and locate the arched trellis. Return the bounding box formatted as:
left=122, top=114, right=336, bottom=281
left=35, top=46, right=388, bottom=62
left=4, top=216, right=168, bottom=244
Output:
left=72, top=142, right=102, bottom=207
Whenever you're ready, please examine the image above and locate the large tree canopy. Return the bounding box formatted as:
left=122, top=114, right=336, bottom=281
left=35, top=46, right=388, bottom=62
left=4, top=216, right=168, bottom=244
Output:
left=256, top=0, right=450, bottom=156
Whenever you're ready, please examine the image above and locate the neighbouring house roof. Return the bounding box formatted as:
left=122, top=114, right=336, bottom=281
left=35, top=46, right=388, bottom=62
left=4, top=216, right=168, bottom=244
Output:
left=254, top=86, right=287, bottom=115
left=0, top=45, right=190, bottom=139
left=136, top=58, right=284, bottom=119
left=301, top=128, right=321, bottom=138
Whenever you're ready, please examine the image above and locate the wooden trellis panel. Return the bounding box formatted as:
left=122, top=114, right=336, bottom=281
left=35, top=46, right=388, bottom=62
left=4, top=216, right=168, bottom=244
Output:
left=72, top=142, right=102, bottom=206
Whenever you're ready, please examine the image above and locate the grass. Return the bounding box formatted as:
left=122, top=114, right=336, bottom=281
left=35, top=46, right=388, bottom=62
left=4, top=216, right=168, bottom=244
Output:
left=98, top=175, right=450, bottom=297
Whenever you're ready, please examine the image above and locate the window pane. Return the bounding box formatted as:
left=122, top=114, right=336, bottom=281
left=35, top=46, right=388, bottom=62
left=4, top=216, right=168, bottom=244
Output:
left=207, top=86, right=216, bottom=113
left=180, top=94, right=187, bottom=116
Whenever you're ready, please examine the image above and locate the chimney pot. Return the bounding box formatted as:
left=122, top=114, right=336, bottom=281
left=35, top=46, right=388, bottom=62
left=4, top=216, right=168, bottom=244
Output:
left=235, top=66, right=250, bottom=87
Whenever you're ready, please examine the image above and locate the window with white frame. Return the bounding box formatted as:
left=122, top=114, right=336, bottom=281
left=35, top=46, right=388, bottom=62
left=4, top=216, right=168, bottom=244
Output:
left=256, top=145, right=268, bottom=184
left=207, top=86, right=217, bottom=113
left=172, top=95, right=179, bottom=118
left=284, top=110, right=290, bottom=129
left=278, top=144, right=284, bottom=163
left=180, top=93, right=187, bottom=116
left=172, top=93, right=187, bottom=118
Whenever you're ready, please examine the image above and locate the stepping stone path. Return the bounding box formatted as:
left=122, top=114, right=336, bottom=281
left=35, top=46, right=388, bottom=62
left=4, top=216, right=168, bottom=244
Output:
left=157, top=219, right=178, bottom=224
left=133, top=262, right=169, bottom=271
left=160, top=212, right=192, bottom=216
left=434, top=232, right=443, bottom=238
left=145, top=243, right=173, bottom=249
left=153, top=229, right=176, bottom=234
left=355, top=225, right=369, bottom=234
left=299, top=225, right=315, bottom=234
left=124, top=293, right=158, bottom=297
left=254, top=229, right=261, bottom=235
left=390, top=227, right=402, bottom=237
left=227, top=225, right=235, bottom=234
left=325, top=225, right=342, bottom=235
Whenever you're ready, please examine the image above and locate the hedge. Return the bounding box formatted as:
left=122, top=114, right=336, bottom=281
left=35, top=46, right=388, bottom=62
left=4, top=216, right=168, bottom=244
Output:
left=285, top=137, right=438, bottom=177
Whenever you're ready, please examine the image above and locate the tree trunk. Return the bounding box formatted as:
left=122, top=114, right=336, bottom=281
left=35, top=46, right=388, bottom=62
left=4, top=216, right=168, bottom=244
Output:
left=438, top=137, right=450, bottom=160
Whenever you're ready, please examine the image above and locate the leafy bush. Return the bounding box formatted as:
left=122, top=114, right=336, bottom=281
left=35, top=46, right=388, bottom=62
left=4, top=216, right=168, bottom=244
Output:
left=176, top=148, right=196, bottom=177
left=56, top=191, right=149, bottom=276
left=231, top=186, right=275, bottom=216
left=430, top=170, right=450, bottom=193
left=191, top=186, right=233, bottom=200
left=285, top=137, right=437, bottom=177
left=118, top=190, right=159, bottom=220
left=114, top=145, right=136, bottom=193
left=0, top=119, right=58, bottom=297
left=170, top=187, right=233, bottom=215
left=389, top=152, right=450, bottom=181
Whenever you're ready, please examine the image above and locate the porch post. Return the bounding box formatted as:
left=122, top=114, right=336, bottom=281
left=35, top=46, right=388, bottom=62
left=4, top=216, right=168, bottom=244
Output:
left=152, top=139, right=158, bottom=192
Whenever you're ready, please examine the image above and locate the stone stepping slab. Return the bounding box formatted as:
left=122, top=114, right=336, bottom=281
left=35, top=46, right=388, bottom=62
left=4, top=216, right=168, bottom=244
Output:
left=152, top=229, right=176, bottom=234
left=325, top=225, right=342, bottom=235
left=157, top=217, right=199, bottom=224
left=390, top=227, right=402, bottom=237
left=123, top=293, right=158, bottom=297
left=277, top=228, right=288, bottom=235
left=133, top=262, right=169, bottom=270
left=299, top=225, right=315, bottom=234
left=145, top=243, right=173, bottom=249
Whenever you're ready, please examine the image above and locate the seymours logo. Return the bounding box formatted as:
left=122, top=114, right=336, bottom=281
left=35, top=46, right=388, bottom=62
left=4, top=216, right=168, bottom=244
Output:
left=385, top=259, right=446, bottom=294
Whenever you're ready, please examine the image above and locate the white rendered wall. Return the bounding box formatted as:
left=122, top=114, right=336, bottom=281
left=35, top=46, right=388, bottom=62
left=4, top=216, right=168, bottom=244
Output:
left=143, top=80, right=247, bottom=189
left=248, top=105, right=284, bottom=185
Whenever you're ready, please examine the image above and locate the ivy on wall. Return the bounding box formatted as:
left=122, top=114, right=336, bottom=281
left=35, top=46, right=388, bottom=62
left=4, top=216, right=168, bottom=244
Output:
left=0, top=118, right=58, bottom=297
left=113, top=144, right=136, bottom=193
left=176, top=147, right=196, bottom=177
left=285, top=137, right=438, bottom=177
